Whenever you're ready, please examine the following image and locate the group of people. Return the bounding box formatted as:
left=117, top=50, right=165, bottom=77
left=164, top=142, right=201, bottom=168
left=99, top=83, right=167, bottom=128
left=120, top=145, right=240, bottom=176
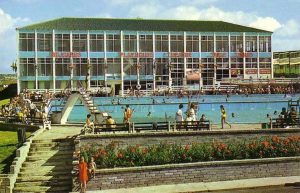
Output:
left=78, top=156, right=96, bottom=193
left=175, top=103, right=231, bottom=129
left=267, top=107, right=298, bottom=128
left=0, top=90, right=51, bottom=123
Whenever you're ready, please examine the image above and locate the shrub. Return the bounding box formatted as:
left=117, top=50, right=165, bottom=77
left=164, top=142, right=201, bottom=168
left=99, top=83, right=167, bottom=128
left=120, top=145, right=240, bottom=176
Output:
left=79, top=135, right=300, bottom=168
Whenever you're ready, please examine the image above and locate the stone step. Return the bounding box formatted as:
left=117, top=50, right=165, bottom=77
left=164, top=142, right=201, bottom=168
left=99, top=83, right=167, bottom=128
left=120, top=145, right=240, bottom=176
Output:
left=30, top=146, right=74, bottom=151
left=19, top=170, right=72, bottom=177
left=13, top=185, right=71, bottom=193
left=28, top=150, right=73, bottom=156
left=20, top=165, right=73, bottom=172
left=32, top=138, right=74, bottom=143
left=31, top=141, right=74, bottom=147
left=22, top=159, right=72, bottom=167
left=14, top=179, right=72, bottom=188
left=26, top=154, right=72, bottom=161
left=17, top=175, right=72, bottom=182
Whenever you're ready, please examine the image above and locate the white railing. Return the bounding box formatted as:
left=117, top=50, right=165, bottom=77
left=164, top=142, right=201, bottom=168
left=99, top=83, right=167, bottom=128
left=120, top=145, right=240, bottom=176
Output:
left=222, top=78, right=300, bottom=84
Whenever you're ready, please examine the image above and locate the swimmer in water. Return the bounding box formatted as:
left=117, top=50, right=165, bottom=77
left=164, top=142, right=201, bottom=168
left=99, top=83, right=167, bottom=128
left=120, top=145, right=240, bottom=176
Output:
left=202, top=99, right=205, bottom=102
left=274, top=111, right=277, bottom=115
left=147, top=112, right=152, bottom=117
left=232, top=113, right=235, bottom=118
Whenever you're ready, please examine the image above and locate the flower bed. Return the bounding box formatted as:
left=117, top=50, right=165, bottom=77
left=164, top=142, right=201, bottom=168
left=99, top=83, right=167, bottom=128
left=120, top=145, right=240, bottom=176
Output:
left=79, top=135, right=300, bottom=168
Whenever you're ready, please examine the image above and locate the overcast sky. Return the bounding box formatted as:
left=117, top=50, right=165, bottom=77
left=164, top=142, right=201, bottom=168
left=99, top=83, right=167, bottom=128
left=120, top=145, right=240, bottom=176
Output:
left=0, top=0, right=299, bottom=73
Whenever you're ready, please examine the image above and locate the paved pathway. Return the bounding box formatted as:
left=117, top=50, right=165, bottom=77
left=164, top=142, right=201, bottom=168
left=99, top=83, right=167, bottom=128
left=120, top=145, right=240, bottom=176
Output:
left=85, top=176, right=300, bottom=193
left=36, top=125, right=82, bottom=140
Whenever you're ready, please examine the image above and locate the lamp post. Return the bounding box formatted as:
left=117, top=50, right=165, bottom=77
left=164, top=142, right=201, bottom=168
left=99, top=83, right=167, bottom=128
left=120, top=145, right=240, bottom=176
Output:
left=168, top=61, right=172, bottom=88
left=104, top=59, right=108, bottom=97
left=69, top=63, right=74, bottom=90
left=136, top=62, right=141, bottom=89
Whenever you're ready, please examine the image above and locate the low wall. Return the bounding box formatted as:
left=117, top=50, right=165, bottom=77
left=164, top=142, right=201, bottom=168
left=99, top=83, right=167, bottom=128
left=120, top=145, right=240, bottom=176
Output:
left=0, top=175, right=11, bottom=193
left=0, top=123, right=40, bottom=132
left=4, top=127, right=45, bottom=193
left=75, top=156, right=300, bottom=191
left=79, top=129, right=300, bottom=148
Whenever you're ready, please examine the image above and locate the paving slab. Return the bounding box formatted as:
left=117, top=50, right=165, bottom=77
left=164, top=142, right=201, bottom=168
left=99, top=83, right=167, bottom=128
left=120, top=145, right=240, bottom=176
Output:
left=84, top=176, right=300, bottom=193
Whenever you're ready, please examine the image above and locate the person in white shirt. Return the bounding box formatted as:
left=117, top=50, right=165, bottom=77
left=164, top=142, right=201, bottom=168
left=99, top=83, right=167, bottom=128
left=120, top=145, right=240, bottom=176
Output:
left=176, top=104, right=184, bottom=122
left=188, top=103, right=197, bottom=121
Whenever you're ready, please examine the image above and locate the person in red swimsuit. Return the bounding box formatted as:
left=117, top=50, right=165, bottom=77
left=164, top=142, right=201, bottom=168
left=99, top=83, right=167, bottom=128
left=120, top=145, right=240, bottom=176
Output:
left=79, top=156, right=88, bottom=193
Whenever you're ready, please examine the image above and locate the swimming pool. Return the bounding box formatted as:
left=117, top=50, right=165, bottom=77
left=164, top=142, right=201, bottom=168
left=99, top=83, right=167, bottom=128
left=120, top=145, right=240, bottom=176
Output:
left=50, top=94, right=300, bottom=124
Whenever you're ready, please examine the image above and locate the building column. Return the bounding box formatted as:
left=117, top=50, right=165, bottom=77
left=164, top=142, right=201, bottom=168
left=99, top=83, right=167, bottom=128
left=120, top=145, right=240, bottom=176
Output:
left=136, top=31, right=140, bottom=87
left=120, top=31, right=124, bottom=96
left=228, top=33, right=231, bottom=79
left=152, top=31, right=156, bottom=91
left=199, top=32, right=202, bottom=88
left=257, top=34, right=260, bottom=79
left=34, top=30, right=38, bottom=90
left=243, top=32, right=246, bottom=79
left=87, top=30, right=91, bottom=90
left=270, top=35, right=274, bottom=79
left=168, top=32, right=172, bottom=88
left=52, top=30, right=56, bottom=92
left=104, top=31, right=108, bottom=94
left=70, top=31, right=74, bottom=90
left=183, top=32, right=187, bottom=86
left=16, top=31, right=20, bottom=94
left=213, top=32, right=216, bottom=86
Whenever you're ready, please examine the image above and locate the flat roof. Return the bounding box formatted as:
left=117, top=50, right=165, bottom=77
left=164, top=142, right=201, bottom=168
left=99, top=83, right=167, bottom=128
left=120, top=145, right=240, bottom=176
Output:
left=17, top=17, right=272, bottom=33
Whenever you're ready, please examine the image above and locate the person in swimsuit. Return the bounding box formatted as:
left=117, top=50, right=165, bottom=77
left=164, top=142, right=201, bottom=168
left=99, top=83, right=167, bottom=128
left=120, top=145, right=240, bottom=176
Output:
left=79, top=156, right=88, bottom=193
left=220, top=105, right=231, bottom=129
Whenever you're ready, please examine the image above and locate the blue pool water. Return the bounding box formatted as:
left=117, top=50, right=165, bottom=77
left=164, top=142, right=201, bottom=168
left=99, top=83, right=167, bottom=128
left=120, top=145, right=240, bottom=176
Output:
left=50, top=94, right=300, bottom=124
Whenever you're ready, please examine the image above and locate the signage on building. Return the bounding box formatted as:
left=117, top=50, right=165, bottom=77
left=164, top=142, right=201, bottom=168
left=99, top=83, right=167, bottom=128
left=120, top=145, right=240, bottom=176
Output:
left=120, top=52, right=153, bottom=58
left=231, top=69, right=241, bottom=75
left=260, top=69, right=271, bottom=74
left=51, top=52, right=81, bottom=58
left=237, top=52, right=253, bottom=58
left=186, top=69, right=200, bottom=81
left=164, top=52, right=192, bottom=57
left=245, top=69, right=257, bottom=74
left=211, top=52, right=227, bottom=58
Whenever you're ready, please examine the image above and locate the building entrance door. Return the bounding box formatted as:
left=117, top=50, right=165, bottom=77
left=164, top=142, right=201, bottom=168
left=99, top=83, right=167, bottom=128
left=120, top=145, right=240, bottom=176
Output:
left=115, top=84, right=121, bottom=96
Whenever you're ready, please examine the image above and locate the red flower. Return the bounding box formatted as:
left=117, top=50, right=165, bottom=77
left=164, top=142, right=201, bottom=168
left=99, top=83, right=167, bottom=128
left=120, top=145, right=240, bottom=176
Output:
left=130, top=147, right=136, bottom=153
left=117, top=153, right=124, bottom=158
left=261, top=141, right=269, bottom=148
left=185, top=145, right=190, bottom=151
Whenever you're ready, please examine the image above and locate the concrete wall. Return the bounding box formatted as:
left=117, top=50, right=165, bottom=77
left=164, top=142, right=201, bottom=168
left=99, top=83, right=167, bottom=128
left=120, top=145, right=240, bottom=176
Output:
left=74, top=156, right=300, bottom=191
left=0, top=123, right=39, bottom=132
left=0, top=175, right=11, bottom=193
left=79, top=129, right=300, bottom=148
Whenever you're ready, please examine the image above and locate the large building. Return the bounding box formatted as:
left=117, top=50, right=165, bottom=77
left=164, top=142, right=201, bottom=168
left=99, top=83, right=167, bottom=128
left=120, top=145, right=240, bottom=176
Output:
left=17, top=17, right=273, bottom=95
left=273, top=50, right=300, bottom=78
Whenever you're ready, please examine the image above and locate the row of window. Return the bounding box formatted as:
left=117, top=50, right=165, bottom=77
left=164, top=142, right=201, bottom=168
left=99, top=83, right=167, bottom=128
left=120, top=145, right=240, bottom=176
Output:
left=19, top=33, right=271, bottom=53
left=19, top=57, right=271, bottom=77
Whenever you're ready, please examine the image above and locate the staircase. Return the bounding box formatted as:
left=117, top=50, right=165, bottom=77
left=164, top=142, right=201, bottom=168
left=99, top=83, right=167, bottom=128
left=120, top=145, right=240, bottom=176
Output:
left=80, top=91, right=100, bottom=114
left=13, top=139, right=74, bottom=193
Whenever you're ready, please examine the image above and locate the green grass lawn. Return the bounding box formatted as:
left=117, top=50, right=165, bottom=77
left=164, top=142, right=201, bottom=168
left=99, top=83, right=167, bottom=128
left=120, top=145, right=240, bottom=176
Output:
left=0, top=131, right=31, bottom=174
left=0, top=99, right=9, bottom=106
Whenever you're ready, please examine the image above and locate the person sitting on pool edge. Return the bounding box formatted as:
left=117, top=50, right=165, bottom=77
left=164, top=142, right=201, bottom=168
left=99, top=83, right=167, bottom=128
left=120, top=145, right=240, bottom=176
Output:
left=85, top=114, right=94, bottom=133
left=106, top=116, right=116, bottom=128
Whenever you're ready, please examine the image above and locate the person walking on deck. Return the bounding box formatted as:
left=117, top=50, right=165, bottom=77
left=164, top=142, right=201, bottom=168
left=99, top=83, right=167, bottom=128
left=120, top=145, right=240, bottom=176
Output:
left=220, top=105, right=231, bottom=129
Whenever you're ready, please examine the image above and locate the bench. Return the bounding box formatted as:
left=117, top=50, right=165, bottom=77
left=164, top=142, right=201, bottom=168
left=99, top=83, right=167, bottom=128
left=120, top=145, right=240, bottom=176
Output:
left=93, top=123, right=130, bottom=134
left=175, top=120, right=211, bottom=131
left=134, top=122, right=170, bottom=133
left=271, top=117, right=300, bottom=128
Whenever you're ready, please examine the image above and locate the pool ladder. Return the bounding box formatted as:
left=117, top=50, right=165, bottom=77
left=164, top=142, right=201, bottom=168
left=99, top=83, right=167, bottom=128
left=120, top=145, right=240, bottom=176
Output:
left=288, top=99, right=300, bottom=112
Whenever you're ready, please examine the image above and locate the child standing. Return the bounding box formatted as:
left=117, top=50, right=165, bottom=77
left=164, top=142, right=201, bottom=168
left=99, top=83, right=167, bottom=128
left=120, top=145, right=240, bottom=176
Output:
left=79, top=156, right=88, bottom=193
left=88, top=157, right=97, bottom=179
